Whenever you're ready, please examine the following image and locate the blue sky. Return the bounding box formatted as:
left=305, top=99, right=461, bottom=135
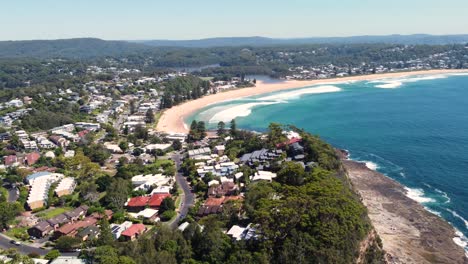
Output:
left=1, top=0, right=467, bottom=40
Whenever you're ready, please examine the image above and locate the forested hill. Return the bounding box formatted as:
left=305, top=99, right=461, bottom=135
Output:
left=0, top=38, right=152, bottom=59
left=138, top=34, right=468, bottom=47
left=1, top=34, right=468, bottom=59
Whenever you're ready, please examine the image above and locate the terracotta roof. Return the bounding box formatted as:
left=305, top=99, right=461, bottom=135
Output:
left=4, top=155, right=17, bottom=165
left=148, top=193, right=171, bottom=208
left=126, top=196, right=150, bottom=207
left=56, top=216, right=97, bottom=235
left=204, top=197, right=225, bottom=206
left=276, top=137, right=302, bottom=148
left=26, top=152, right=41, bottom=165
left=121, top=223, right=146, bottom=237
left=77, top=130, right=89, bottom=138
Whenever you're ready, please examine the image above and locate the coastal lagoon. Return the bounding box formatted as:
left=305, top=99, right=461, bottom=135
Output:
left=189, top=73, right=468, bottom=252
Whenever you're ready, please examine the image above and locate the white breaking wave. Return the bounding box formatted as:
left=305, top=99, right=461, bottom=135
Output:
left=453, top=229, right=468, bottom=256
left=426, top=208, right=442, bottom=217
left=364, top=161, right=379, bottom=171
left=434, top=188, right=451, bottom=204
left=404, top=187, right=436, bottom=204
left=208, top=101, right=280, bottom=123
left=372, top=74, right=449, bottom=89
left=375, top=81, right=403, bottom=89
left=447, top=209, right=468, bottom=230
left=257, top=85, right=342, bottom=101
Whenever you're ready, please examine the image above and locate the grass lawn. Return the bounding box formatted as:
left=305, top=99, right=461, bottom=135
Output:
left=5, top=227, right=28, bottom=240
left=153, top=112, right=162, bottom=128
left=36, top=207, right=73, bottom=219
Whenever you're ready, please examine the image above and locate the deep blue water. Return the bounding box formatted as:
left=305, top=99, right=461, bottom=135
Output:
left=189, top=74, right=468, bottom=250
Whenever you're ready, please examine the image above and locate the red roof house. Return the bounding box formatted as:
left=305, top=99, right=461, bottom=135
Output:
left=125, top=196, right=151, bottom=212
left=276, top=137, right=302, bottom=148
left=148, top=194, right=171, bottom=209
left=4, top=155, right=18, bottom=166
left=78, top=130, right=89, bottom=138
left=25, top=152, right=41, bottom=165
left=121, top=223, right=146, bottom=241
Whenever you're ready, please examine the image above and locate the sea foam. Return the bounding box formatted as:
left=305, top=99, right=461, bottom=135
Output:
left=208, top=101, right=279, bottom=123
left=375, top=81, right=403, bottom=89
left=404, top=187, right=436, bottom=204
left=364, top=161, right=379, bottom=171
left=447, top=209, right=468, bottom=230
left=257, top=85, right=342, bottom=101
left=372, top=74, right=449, bottom=89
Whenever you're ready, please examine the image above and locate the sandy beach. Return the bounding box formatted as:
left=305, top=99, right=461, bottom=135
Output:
left=156, top=69, right=468, bottom=134
left=343, top=160, right=467, bottom=263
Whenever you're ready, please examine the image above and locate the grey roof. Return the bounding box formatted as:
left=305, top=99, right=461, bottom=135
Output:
left=47, top=214, right=69, bottom=225
left=33, top=221, right=53, bottom=232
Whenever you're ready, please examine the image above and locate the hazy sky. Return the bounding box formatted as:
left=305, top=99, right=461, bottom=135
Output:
left=2, top=0, right=467, bottom=40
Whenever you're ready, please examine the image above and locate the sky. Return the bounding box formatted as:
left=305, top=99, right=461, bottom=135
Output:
left=1, top=0, right=468, bottom=41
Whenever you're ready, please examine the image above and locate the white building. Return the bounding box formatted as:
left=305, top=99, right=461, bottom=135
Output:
left=250, top=171, right=277, bottom=182
left=110, top=221, right=133, bottom=239
left=75, top=122, right=101, bottom=131
left=55, top=177, right=76, bottom=197
left=26, top=172, right=64, bottom=210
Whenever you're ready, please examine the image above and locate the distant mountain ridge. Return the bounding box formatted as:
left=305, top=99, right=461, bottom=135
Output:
left=0, top=38, right=151, bottom=59
left=0, top=34, right=467, bottom=59
left=137, top=34, right=468, bottom=47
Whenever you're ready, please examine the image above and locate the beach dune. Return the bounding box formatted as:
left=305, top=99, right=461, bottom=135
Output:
left=156, top=69, right=468, bottom=134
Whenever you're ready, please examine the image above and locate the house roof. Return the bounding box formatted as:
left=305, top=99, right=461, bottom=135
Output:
left=32, top=221, right=54, bottom=232
left=121, top=223, right=146, bottom=237
left=57, top=216, right=97, bottom=235
left=26, top=152, right=41, bottom=164
left=4, top=155, right=17, bottom=165
left=148, top=193, right=171, bottom=208
left=77, top=225, right=100, bottom=239
left=126, top=196, right=150, bottom=207
left=276, top=137, right=301, bottom=148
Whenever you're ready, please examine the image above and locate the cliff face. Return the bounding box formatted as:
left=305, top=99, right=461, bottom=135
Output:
left=356, top=229, right=387, bottom=264
left=343, top=160, right=467, bottom=264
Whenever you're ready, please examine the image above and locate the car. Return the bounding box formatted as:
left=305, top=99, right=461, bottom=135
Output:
left=10, top=240, right=21, bottom=246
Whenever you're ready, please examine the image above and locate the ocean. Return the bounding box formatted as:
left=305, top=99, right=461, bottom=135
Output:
left=188, top=73, right=468, bottom=251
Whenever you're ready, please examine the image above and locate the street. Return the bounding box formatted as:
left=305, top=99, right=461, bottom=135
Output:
left=0, top=233, right=78, bottom=257
left=169, top=152, right=195, bottom=229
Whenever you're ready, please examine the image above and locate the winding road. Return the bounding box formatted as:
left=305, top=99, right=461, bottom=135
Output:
left=169, top=152, right=195, bottom=229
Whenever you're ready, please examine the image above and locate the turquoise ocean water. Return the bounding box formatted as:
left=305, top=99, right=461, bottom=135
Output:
left=188, top=73, right=468, bottom=251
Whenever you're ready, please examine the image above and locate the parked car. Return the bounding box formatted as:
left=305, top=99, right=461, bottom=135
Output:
left=10, top=240, right=21, bottom=246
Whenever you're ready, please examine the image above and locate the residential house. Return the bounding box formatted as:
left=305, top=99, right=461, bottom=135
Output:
left=208, top=182, right=238, bottom=197
left=55, top=177, right=76, bottom=197
left=110, top=221, right=133, bottom=240
left=148, top=193, right=171, bottom=209
left=25, top=152, right=41, bottom=166
left=125, top=196, right=150, bottom=212
left=76, top=225, right=100, bottom=241
left=120, top=224, right=146, bottom=241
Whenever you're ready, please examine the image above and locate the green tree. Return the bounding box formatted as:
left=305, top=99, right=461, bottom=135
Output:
left=55, top=236, right=81, bottom=251
left=217, top=121, right=226, bottom=136
left=230, top=119, right=237, bottom=137
left=104, top=178, right=130, bottom=211
left=276, top=161, right=305, bottom=186
left=145, top=109, right=155, bottom=124
left=160, top=197, right=175, bottom=213
left=44, top=249, right=61, bottom=260
left=267, top=122, right=286, bottom=147
left=97, top=218, right=114, bottom=246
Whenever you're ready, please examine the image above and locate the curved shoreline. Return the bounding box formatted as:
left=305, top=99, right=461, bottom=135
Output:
left=156, top=69, right=468, bottom=134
